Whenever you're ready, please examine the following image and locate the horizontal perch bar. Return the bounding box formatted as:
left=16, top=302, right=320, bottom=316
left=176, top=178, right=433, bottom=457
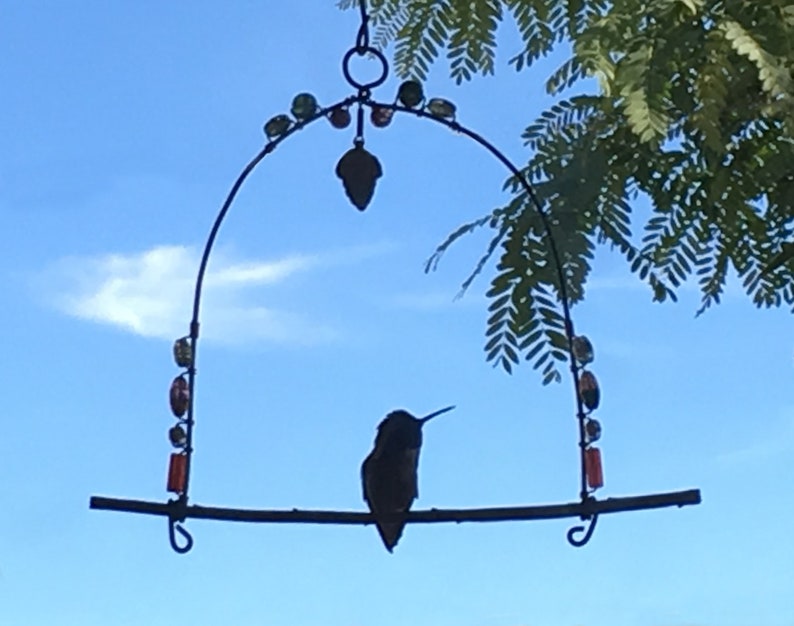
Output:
left=90, top=489, right=700, bottom=525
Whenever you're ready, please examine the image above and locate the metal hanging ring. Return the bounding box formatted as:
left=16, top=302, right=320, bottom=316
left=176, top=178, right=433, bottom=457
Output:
left=342, top=46, right=389, bottom=91
left=566, top=513, right=598, bottom=547
left=168, top=518, right=194, bottom=554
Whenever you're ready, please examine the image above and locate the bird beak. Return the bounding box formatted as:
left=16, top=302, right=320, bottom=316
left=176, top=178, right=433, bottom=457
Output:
left=419, top=405, right=455, bottom=424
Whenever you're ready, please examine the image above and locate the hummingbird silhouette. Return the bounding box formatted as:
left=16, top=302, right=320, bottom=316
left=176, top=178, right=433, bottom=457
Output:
left=361, top=405, right=455, bottom=552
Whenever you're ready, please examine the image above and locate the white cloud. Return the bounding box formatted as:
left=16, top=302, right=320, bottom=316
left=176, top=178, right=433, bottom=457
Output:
left=42, top=243, right=386, bottom=345
left=206, top=256, right=314, bottom=287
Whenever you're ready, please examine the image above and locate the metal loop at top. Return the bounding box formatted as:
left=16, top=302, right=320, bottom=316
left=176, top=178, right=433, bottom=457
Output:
left=342, top=46, right=388, bottom=92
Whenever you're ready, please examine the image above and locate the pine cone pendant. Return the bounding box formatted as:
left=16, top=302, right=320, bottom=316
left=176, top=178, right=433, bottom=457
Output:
left=335, top=141, right=382, bottom=211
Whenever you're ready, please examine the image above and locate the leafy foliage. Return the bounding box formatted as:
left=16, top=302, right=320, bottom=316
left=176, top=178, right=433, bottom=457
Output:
left=340, top=0, right=794, bottom=381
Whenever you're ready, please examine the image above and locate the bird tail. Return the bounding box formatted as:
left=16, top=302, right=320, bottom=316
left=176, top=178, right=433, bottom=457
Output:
left=375, top=520, right=406, bottom=553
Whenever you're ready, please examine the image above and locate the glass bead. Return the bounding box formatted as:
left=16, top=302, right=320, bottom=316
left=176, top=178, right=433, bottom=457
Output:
left=578, top=370, right=600, bottom=411
left=329, top=107, right=351, bottom=129
left=167, top=453, right=187, bottom=494
left=173, top=337, right=192, bottom=368
left=427, top=98, right=456, bottom=119
left=290, top=93, right=318, bottom=120
left=585, top=447, right=604, bottom=490
left=169, top=375, right=190, bottom=418
left=572, top=335, right=594, bottom=365
left=370, top=107, right=393, bottom=128
left=398, top=80, right=424, bottom=107
left=169, top=425, right=187, bottom=448
left=264, top=114, right=291, bottom=139
left=585, top=418, right=602, bottom=443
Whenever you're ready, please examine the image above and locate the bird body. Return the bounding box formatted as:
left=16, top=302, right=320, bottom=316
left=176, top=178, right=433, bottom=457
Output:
left=361, top=406, right=454, bottom=552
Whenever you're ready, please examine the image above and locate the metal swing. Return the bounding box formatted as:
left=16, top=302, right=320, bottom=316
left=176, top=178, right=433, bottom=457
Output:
left=90, top=0, right=701, bottom=554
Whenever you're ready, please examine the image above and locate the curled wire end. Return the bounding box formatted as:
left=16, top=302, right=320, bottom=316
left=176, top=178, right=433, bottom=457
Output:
left=168, top=518, right=194, bottom=554
left=566, top=514, right=598, bottom=547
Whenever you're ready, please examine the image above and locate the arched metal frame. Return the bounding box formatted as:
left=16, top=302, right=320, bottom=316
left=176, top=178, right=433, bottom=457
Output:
left=90, top=2, right=701, bottom=554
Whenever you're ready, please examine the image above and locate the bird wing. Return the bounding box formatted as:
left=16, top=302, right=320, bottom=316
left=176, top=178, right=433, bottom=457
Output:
left=361, top=453, right=374, bottom=503
left=406, top=447, right=420, bottom=502
left=362, top=451, right=408, bottom=552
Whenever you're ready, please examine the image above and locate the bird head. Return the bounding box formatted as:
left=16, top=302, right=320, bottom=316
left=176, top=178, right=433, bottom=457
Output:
left=373, top=406, right=455, bottom=453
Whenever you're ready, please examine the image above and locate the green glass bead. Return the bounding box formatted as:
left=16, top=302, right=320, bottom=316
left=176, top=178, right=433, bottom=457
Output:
left=291, top=93, right=318, bottom=120
left=585, top=419, right=602, bottom=443
left=572, top=335, right=594, bottom=365
left=169, top=425, right=187, bottom=448
left=398, top=80, right=424, bottom=108
left=264, top=114, right=292, bottom=139
left=173, top=337, right=192, bottom=368
left=427, top=98, right=456, bottom=119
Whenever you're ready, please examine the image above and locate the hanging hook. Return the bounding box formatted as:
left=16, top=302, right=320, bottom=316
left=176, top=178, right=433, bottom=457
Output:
left=355, top=18, right=370, bottom=52
left=566, top=513, right=598, bottom=547
left=342, top=0, right=386, bottom=93
left=168, top=517, right=194, bottom=554
left=356, top=0, right=370, bottom=51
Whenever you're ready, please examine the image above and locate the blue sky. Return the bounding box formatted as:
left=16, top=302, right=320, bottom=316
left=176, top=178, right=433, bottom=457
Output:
left=1, top=2, right=792, bottom=625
